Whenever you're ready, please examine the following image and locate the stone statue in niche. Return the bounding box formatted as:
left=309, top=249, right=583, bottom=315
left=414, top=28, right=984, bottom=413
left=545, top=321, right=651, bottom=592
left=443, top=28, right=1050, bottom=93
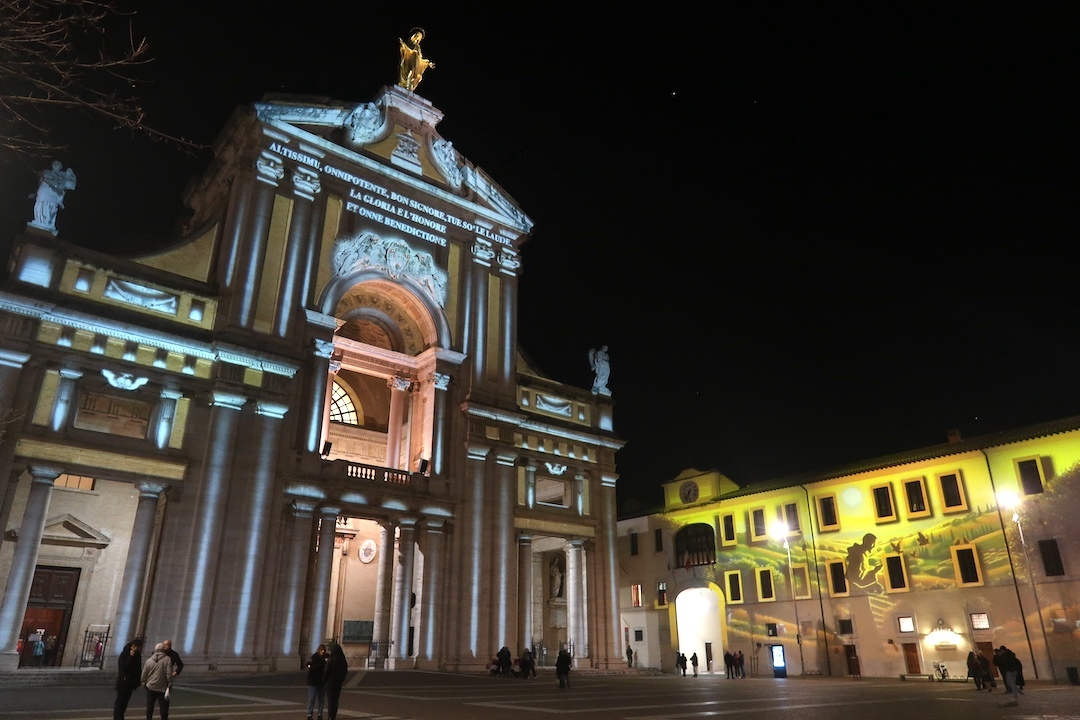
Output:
left=550, top=556, right=563, bottom=598
left=29, top=161, right=76, bottom=235
left=588, top=345, right=611, bottom=395
left=398, top=28, right=435, bottom=91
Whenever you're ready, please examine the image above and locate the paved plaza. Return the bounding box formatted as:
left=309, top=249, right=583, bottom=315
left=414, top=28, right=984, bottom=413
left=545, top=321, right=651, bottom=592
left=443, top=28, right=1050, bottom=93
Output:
left=1, top=670, right=1078, bottom=720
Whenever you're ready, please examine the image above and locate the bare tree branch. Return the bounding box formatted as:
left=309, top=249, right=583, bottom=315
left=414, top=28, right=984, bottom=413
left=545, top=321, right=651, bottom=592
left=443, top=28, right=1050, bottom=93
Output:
left=0, top=0, right=205, bottom=161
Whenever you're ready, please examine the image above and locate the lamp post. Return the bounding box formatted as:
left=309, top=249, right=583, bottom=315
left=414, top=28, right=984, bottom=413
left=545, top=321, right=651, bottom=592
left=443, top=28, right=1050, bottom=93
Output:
left=997, top=490, right=1054, bottom=682
left=771, top=522, right=804, bottom=675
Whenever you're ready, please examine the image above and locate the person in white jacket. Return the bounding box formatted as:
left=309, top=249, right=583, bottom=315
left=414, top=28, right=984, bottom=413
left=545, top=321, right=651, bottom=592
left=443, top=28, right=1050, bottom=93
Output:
left=141, top=643, right=174, bottom=720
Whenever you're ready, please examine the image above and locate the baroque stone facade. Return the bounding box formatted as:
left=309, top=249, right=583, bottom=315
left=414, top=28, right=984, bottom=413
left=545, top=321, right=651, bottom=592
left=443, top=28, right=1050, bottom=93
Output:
left=0, top=85, right=624, bottom=673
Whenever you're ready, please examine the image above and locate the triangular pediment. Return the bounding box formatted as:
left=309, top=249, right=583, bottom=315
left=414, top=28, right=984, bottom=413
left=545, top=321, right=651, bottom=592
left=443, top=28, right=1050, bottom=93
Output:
left=41, top=513, right=111, bottom=548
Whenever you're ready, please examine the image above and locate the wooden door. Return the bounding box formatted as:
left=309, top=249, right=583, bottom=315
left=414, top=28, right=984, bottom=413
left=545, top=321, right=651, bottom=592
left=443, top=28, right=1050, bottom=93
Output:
left=844, top=644, right=861, bottom=676
left=902, top=642, right=920, bottom=674
left=976, top=641, right=999, bottom=678
left=19, top=566, right=80, bottom=668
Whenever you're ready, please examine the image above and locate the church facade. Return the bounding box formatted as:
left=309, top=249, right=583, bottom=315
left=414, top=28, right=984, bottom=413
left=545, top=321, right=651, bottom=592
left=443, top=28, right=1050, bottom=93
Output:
left=0, top=84, right=624, bottom=673
left=619, top=421, right=1080, bottom=682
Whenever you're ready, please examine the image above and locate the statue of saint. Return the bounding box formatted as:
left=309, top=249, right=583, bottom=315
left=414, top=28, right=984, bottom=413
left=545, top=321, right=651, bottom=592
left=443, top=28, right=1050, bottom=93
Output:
left=550, top=557, right=563, bottom=598
left=29, top=161, right=76, bottom=234
left=398, top=28, right=434, bottom=91
left=588, top=345, right=611, bottom=395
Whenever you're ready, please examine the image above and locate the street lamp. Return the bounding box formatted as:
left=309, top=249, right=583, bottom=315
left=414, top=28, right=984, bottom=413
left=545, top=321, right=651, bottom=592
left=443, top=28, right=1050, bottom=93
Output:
left=770, top=521, right=804, bottom=675
left=997, top=490, right=1054, bottom=681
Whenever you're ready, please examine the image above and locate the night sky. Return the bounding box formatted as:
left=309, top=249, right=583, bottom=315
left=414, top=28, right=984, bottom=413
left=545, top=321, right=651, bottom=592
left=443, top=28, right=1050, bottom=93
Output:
left=2, top=5, right=1078, bottom=510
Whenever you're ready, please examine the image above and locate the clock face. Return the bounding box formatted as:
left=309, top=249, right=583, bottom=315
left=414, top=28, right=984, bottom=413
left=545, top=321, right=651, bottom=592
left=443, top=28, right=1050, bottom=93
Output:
left=679, top=481, right=699, bottom=503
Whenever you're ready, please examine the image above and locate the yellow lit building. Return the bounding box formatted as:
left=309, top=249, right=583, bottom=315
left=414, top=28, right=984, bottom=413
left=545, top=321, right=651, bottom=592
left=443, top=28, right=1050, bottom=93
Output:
left=619, top=419, right=1080, bottom=682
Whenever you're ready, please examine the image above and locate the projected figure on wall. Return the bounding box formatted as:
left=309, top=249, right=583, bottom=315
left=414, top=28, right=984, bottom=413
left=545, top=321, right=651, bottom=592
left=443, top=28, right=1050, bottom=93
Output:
left=29, top=160, right=76, bottom=235
left=845, top=532, right=883, bottom=590
left=398, top=28, right=435, bottom=91
left=588, top=346, right=610, bottom=395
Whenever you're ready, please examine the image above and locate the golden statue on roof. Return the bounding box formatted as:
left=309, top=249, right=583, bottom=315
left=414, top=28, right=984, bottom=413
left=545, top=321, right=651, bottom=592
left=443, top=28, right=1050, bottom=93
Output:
left=398, top=28, right=435, bottom=91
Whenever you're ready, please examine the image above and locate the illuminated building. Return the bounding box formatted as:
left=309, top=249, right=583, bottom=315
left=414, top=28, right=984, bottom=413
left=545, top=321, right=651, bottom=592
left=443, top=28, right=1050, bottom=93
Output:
left=619, top=421, right=1080, bottom=682
left=0, top=85, right=625, bottom=673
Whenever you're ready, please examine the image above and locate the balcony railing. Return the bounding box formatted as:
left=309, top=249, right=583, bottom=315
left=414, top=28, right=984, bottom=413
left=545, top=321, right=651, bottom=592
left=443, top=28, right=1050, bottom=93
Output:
left=319, top=459, right=425, bottom=491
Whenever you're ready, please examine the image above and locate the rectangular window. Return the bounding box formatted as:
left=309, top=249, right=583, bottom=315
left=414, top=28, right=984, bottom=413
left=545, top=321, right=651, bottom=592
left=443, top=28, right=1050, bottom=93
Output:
left=749, top=507, right=768, bottom=542
left=838, top=618, right=854, bottom=635
left=897, top=616, right=915, bottom=633
left=884, top=553, right=910, bottom=592
left=783, top=502, right=801, bottom=534
left=657, top=581, right=668, bottom=606
left=1015, top=457, right=1046, bottom=495
left=970, top=613, right=990, bottom=630
left=756, top=568, right=776, bottom=601
left=766, top=623, right=778, bottom=637
left=951, top=544, right=984, bottom=586
left=1038, top=539, right=1065, bottom=576
left=816, top=494, right=840, bottom=532
left=654, top=528, right=664, bottom=553
left=791, top=563, right=812, bottom=599
left=54, top=474, right=95, bottom=491
left=720, top=512, right=737, bottom=547
left=828, top=561, right=849, bottom=596
left=634, top=629, right=644, bottom=642
left=937, top=471, right=969, bottom=513
left=871, top=483, right=897, bottom=522
left=630, top=532, right=638, bottom=556
left=725, top=570, right=743, bottom=604
left=902, top=478, right=930, bottom=519
left=631, top=584, right=642, bottom=607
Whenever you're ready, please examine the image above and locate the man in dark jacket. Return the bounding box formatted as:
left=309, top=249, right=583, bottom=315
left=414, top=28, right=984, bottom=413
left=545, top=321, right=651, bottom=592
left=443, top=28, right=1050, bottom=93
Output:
left=113, top=639, right=143, bottom=720
left=324, top=643, right=348, bottom=720
left=161, top=639, right=184, bottom=677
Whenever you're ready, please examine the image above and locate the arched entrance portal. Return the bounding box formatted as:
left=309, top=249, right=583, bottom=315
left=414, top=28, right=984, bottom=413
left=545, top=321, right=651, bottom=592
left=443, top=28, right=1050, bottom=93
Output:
left=675, top=585, right=723, bottom=674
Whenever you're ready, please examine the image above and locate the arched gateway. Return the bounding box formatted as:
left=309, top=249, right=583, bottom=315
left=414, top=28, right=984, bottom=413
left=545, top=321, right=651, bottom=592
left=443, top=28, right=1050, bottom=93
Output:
left=0, top=83, right=625, bottom=673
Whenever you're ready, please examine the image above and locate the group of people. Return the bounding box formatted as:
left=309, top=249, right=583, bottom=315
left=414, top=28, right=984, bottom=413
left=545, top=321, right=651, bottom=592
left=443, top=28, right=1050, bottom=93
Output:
left=113, top=638, right=183, bottom=720
left=674, top=652, right=699, bottom=676
left=305, top=642, right=350, bottom=720
left=489, top=646, right=538, bottom=678
left=965, top=646, right=1025, bottom=705
left=723, top=650, right=745, bottom=678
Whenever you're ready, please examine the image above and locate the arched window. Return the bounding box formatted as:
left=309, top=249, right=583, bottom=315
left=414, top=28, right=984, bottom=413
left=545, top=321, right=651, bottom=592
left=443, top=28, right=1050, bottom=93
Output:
left=675, top=523, right=717, bottom=569
left=329, top=380, right=359, bottom=425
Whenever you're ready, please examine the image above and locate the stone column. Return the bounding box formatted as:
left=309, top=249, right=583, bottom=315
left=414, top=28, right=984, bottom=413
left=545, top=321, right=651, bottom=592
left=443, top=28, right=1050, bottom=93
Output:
left=179, top=390, right=246, bottom=657
left=274, top=167, right=320, bottom=338
left=154, top=389, right=182, bottom=449
left=305, top=339, right=334, bottom=454
left=230, top=401, right=288, bottom=655
left=517, top=534, right=534, bottom=652
left=418, top=519, right=446, bottom=662
left=307, top=505, right=341, bottom=651
left=469, top=238, right=495, bottom=386
left=496, top=248, right=520, bottom=384
left=599, top=476, right=622, bottom=668
left=493, top=453, right=517, bottom=646
left=111, top=481, right=167, bottom=647
left=524, top=465, right=537, bottom=509
left=566, top=540, right=585, bottom=662
left=231, top=150, right=283, bottom=329
left=392, top=517, right=418, bottom=662
left=0, top=465, right=61, bottom=667
left=49, top=368, right=82, bottom=432
left=372, top=521, right=396, bottom=667
left=574, top=473, right=586, bottom=516
left=0, top=349, right=30, bottom=545
left=385, top=377, right=412, bottom=470
left=428, top=372, right=451, bottom=476
left=277, top=501, right=314, bottom=663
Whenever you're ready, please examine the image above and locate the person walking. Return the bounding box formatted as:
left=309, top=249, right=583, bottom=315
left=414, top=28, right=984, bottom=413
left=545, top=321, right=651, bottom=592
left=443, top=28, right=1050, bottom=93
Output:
left=113, top=638, right=143, bottom=720
left=43, top=635, right=57, bottom=666
left=977, top=651, right=995, bottom=692
left=690, top=652, right=699, bottom=677
left=966, top=651, right=983, bottom=690
left=141, top=642, right=173, bottom=720
left=519, top=647, right=536, bottom=678
left=998, top=646, right=1023, bottom=706
left=324, top=642, right=348, bottom=720
left=306, top=644, right=329, bottom=720
left=555, top=648, right=572, bottom=689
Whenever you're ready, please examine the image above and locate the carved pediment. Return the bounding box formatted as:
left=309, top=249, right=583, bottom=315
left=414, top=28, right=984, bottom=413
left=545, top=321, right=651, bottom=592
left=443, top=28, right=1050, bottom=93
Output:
left=40, top=513, right=111, bottom=548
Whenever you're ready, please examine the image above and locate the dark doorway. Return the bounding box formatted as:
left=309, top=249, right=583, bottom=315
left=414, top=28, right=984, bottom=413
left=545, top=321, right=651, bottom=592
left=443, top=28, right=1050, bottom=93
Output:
left=976, top=641, right=999, bottom=678
left=19, top=566, right=80, bottom=668
left=705, top=642, right=713, bottom=672
left=844, top=644, right=861, bottom=677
